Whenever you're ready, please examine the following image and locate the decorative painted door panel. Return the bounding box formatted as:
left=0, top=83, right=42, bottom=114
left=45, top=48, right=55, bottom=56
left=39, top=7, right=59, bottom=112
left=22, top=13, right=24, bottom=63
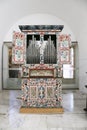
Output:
left=12, top=31, right=26, bottom=64
left=58, top=34, right=71, bottom=64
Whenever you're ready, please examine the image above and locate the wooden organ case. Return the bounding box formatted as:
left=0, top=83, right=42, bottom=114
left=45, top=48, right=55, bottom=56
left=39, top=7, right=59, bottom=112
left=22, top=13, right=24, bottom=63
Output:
left=12, top=25, right=65, bottom=113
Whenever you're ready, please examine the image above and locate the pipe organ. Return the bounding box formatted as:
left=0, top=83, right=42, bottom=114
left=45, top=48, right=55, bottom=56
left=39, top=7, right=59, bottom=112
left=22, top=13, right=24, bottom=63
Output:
left=26, top=35, right=57, bottom=64
left=12, top=25, right=70, bottom=113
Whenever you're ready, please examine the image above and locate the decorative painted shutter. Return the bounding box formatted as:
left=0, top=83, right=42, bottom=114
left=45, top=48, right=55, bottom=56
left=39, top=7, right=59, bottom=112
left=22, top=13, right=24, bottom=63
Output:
left=12, top=31, right=26, bottom=64
left=58, top=34, right=71, bottom=64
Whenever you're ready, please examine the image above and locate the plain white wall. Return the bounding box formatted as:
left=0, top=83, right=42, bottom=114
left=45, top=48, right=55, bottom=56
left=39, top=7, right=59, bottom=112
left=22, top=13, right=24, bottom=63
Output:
left=4, top=14, right=75, bottom=41
left=0, top=0, right=87, bottom=92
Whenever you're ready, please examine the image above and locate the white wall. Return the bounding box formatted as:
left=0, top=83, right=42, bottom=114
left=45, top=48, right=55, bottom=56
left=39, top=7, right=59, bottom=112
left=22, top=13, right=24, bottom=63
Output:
left=0, top=0, right=87, bottom=93
left=4, top=14, right=75, bottom=41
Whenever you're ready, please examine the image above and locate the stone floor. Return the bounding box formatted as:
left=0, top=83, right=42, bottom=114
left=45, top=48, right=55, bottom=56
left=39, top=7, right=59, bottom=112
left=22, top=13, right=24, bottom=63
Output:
left=0, top=89, right=87, bottom=130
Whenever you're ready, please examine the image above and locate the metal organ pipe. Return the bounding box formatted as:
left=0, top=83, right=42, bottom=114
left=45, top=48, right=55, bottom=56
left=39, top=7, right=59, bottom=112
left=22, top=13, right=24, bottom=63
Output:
left=27, top=35, right=56, bottom=64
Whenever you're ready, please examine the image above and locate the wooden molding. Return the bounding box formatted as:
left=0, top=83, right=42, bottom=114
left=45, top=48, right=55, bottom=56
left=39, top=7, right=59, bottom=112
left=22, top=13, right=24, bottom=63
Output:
left=20, top=107, right=64, bottom=114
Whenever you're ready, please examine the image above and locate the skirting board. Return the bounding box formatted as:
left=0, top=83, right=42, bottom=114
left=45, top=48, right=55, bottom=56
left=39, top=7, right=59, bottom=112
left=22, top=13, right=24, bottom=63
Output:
left=20, top=107, right=64, bottom=114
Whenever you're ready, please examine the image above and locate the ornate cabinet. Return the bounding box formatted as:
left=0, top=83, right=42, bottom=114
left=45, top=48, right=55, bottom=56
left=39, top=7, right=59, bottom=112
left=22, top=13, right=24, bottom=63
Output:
left=12, top=25, right=71, bottom=113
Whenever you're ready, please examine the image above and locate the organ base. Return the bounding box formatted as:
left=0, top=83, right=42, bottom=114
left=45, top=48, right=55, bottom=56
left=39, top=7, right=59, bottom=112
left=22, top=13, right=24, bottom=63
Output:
left=20, top=107, right=64, bottom=114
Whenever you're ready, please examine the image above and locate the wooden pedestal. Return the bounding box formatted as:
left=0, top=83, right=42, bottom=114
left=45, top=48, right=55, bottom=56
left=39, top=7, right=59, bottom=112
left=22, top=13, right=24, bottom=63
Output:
left=20, top=107, right=64, bottom=114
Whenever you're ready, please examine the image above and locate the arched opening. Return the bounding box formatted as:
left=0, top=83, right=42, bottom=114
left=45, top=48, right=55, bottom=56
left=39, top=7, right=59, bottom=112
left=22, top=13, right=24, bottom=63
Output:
left=2, top=13, right=78, bottom=90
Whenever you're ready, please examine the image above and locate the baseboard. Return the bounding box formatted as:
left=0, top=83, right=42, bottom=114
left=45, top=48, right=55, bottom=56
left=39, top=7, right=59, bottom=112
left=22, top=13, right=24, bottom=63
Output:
left=20, top=107, right=64, bottom=114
